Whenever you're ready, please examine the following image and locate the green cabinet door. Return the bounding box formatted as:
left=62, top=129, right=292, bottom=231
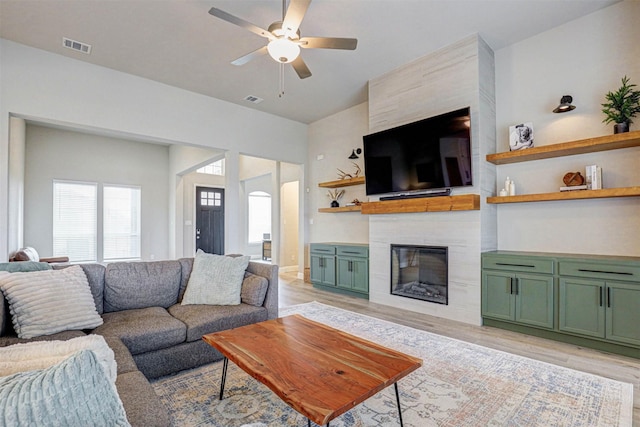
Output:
left=310, top=254, right=335, bottom=287
left=336, top=257, right=369, bottom=293
left=514, top=273, right=554, bottom=329
left=482, top=271, right=515, bottom=321
left=606, top=281, right=640, bottom=347
left=559, top=277, right=605, bottom=338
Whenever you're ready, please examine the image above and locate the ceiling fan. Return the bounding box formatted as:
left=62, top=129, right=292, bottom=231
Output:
left=208, top=0, right=357, bottom=80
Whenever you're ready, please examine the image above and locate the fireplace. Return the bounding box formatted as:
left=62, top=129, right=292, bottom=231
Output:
left=390, top=245, right=448, bottom=304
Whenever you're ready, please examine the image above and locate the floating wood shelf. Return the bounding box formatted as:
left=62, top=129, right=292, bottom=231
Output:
left=487, top=187, right=640, bottom=204
left=317, top=176, right=365, bottom=188
left=360, top=194, right=480, bottom=214
left=486, top=131, right=640, bottom=165
left=318, top=205, right=363, bottom=213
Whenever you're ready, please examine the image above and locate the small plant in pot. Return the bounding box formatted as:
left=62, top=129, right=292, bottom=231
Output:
left=601, top=75, right=640, bottom=134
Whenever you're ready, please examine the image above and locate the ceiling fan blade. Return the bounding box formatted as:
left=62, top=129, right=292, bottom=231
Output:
left=282, top=0, right=311, bottom=35
left=231, top=46, right=268, bottom=66
left=291, top=56, right=312, bottom=79
left=299, top=37, right=358, bottom=50
left=208, top=7, right=273, bottom=39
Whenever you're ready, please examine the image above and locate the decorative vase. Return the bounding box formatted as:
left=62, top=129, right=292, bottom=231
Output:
left=613, top=122, right=629, bottom=134
left=331, top=200, right=339, bottom=208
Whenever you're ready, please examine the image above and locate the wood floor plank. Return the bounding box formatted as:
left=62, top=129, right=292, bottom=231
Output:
left=278, top=273, right=640, bottom=426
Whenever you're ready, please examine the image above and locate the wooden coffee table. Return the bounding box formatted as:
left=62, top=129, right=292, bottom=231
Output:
left=202, top=314, right=422, bottom=427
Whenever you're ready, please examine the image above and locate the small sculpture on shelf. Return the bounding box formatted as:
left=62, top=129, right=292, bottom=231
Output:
left=327, top=189, right=345, bottom=207
left=560, top=171, right=587, bottom=192
left=337, top=162, right=362, bottom=180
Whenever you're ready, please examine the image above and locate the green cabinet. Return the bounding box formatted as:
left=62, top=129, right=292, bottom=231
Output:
left=336, top=246, right=369, bottom=294
left=559, top=260, right=640, bottom=347
left=309, top=244, right=335, bottom=287
left=482, top=254, right=554, bottom=330
left=310, top=243, right=368, bottom=299
left=482, top=251, right=640, bottom=359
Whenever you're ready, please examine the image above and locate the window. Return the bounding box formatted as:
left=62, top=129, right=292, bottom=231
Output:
left=52, top=181, right=141, bottom=262
left=103, top=185, right=141, bottom=261
left=197, top=159, right=225, bottom=176
left=248, top=191, right=271, bottom=243
left=53, top=181, right=97, bottom=262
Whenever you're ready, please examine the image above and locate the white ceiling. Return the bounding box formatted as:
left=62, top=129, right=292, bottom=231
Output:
left=0, top=0, right=619, bottom=124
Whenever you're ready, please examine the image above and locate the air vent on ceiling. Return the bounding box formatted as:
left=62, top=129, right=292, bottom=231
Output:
left=62, top=37, right=92, bottom=54
left=244, top=95, right=264, bottom=104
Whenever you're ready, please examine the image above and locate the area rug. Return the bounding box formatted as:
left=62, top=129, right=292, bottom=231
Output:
left=151, top=301, right=633, bottom=426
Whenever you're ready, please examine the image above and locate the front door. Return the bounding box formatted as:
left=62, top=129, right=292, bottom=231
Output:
left=196, top=187, right=224, bottom=255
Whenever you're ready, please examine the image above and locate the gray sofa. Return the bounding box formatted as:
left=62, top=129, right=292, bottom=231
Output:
left=0, top=257, right=279, bottom=427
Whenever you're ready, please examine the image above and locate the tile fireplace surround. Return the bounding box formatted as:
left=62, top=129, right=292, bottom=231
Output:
left=368, top=209, right=483, bottom=325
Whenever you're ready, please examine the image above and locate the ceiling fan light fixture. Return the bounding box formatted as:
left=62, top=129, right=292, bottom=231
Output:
left=267, top=37, right=300, bottom=63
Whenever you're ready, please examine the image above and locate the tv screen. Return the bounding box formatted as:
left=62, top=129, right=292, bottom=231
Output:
left=363, top=107, right=472, bottom=197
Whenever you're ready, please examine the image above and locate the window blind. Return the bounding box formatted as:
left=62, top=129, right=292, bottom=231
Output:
left=103, top=185, right=141, bottom=261
left=53, top=181, right=97, bottom=262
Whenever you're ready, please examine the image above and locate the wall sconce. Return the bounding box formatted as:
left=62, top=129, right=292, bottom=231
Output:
left=553, top=95, right=576, bottom=113
left=348, top=148, right=362, bottom=159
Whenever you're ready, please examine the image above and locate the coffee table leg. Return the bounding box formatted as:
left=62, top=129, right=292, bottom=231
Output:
left=394, top=383, right=404, bottom=427
left=219, top=357, right=229, bottom=400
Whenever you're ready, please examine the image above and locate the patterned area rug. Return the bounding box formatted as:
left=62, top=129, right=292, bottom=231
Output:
left=151, top=302, right=633, bottom=426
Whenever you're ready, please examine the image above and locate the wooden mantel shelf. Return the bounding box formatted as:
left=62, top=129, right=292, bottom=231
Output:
left=318, top=176, right=365, bottom=188
left=360, top=194, right=480, bottom=214
left=486, top=130, right=640, bottom=165
left=318, top=205, right=362, bottom=213
left=487, top=187, right=640, bottom=204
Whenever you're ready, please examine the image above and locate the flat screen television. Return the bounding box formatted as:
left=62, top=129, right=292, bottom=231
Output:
left=362, top=107, right=472, bottom=198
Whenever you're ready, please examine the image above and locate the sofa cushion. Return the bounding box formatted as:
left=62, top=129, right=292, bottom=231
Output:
left=104, top=261, right=182, bottom=312
left=168, top=303, right=268, bottom=342
left=0, top=349, right=130, bottom=427
left=181, top=250, right=250, bottom=306
left=0, top=265, right=103, bottom=339
left=55, top=263, right=107, bottom=314
left=0, top=334, right=117, bottom=383
left=93, top=307, right=186, bottom=355
left=0, top=330, right=86, bottom=348
left=241, top=272, right=269, bottom=306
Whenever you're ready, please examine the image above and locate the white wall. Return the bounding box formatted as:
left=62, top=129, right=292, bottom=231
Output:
left=307, top=102, right=370, bottom=247
left=23, top=124, right=170, bottom=260
left=494, top=0, right=640, bottom=256
left=0, top=39, right=308, bottom=260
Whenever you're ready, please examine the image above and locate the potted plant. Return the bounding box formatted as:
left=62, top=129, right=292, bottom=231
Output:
left=601, top=75, right=640, bottom=133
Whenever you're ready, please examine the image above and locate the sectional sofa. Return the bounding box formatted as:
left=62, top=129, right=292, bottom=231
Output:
left=0, top=257, right=279, bottom=426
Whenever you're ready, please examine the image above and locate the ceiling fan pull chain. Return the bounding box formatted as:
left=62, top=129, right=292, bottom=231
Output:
left=279, top=63, right=285, bottom=98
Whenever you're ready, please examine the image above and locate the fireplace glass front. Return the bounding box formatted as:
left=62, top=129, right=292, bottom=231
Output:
left=390, top=245, right=448, bottom=304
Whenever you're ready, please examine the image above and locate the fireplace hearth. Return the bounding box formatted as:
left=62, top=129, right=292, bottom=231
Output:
left=391, top=245, right=448, bottom=304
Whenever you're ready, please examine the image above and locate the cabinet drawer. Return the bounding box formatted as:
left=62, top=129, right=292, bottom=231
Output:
left=310, top=244, right=336, bottom=255
left=482, top=255, right=554, bottom=274
left=559, top=261, right=640, bottom=282
left=337, top=246, right=368, bottom=257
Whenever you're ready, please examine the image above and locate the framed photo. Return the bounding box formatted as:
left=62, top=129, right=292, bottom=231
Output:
left=509, top=122, right=534, bottom=151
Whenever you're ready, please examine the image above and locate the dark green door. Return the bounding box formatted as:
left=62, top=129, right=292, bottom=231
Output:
left=515, top=273, right=554, bottom=329
left=559, top=277, right=605, bottom=338
left=482, top=271, right=515, bottom=321
left=606, top=281, right=640, bottom=346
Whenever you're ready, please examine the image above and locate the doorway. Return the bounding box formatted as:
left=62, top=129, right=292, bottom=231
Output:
left=196, top=186, right=224, bottom=255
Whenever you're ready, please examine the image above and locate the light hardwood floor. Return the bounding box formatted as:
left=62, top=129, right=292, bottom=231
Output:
left=278, top=273, right=640, bottom=426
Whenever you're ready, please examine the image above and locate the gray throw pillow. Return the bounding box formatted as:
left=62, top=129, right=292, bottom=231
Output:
left=181, top=250, right=250, bottom=305
left=241, top=272, right=268, bottom=306
left=0, top=265, right=103, bottom=339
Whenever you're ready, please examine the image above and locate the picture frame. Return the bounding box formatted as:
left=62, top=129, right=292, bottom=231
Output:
left=509, top=122, right=534, bottom=151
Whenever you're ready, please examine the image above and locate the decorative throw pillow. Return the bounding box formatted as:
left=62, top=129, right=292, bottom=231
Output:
left=181, top=250, right=250, bottom=305
left=0, top=265, right=103, bottom=339
left=0, top=349, right=131, bottom=427
left=0, top=335, right=117, bottom=383
left=241, top=272, right=268, bottom=307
